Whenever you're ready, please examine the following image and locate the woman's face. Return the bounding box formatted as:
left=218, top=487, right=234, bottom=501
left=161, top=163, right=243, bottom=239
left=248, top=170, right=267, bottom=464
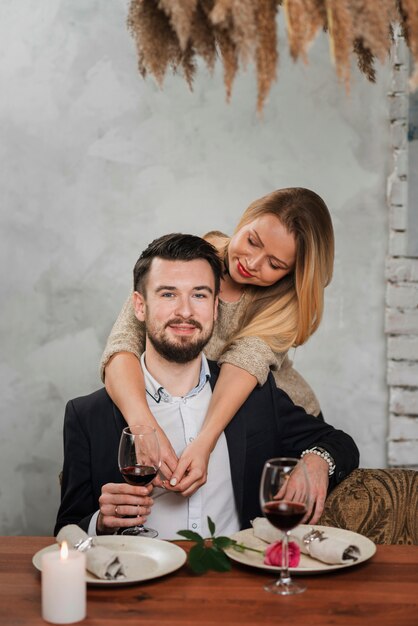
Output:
left=227, top=214, right=296, bottom=288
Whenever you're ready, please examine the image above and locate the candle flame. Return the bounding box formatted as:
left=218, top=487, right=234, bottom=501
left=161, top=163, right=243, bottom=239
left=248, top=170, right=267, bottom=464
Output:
left=60, top=540, right=69, bottom=560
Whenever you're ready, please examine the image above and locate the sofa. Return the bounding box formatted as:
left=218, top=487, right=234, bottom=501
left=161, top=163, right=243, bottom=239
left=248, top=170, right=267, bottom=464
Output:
left=319, top=468, right=418, bottom=545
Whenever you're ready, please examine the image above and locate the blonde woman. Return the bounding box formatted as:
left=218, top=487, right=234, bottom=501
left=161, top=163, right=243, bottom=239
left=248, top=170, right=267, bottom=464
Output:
left=101, top=188, right=334, bottom=497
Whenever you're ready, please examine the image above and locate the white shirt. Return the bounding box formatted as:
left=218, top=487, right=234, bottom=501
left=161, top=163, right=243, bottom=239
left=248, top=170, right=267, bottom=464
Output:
left=89, top=354, right=240, bottom=539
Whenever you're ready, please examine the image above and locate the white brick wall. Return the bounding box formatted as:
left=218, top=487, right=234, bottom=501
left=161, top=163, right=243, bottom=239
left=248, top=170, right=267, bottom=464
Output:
left=386, top=283, right=418, bottom=308
left=388, top=441, right=418, bottom=467
left=386, top=258, right=418, bottom=282
left=388, top=336, right=418, bottom=360
left=390, top=388, right=418, bottom=415
left=391, top=148, right=408, bottom=178
left=390, top=119, right=407, bottom=149
left=388, top=230, right=408, bottom=256
left=387, top=361, right=418, bottom=386
left=386, top=309, right=418, bottom=334
left=386, top=31, right=418, bottom=468
left=389, top=204, right=407, bottom=231
left=390, top=414, right=418, bottom=439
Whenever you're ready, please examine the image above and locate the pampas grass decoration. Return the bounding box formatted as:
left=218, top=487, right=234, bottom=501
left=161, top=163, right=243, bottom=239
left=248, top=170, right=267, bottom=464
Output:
left=230, top=0, right=258, bottom=67
left=353, top=38, right=376, bottom=83
left=350, top=0, right=395, bottom=73
left=254, top=0, right=279, bottom=112
left=159, top=0, right=198, bottom=50
left=189, top=3, right=217, bottom=73
left=127, top=0, right=418, bottom=111
left=210, top=0, right=233, bottom=26
left=128, top=0, right=183, bottom=84
left=215, top=28, right=239, bottom=100
left=398, top=0, right=418, bottom=89
left=283, top=0, right=325, bottom=62
left=180, top=44, right=197, bottom=88
left=326, top=0, right=354, bottom=88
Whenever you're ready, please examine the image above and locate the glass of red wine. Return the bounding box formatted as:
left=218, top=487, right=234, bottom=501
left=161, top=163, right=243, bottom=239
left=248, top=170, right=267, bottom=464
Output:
left=118, top=424, right=160, bottom=538
left=259, top=457, right=310, bottom=595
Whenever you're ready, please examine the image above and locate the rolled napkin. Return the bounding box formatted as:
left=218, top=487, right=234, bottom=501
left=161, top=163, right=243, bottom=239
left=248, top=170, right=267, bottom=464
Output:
left=252, top=518, right=360, bottom=565
left=57, top=525, right=126, bottom=580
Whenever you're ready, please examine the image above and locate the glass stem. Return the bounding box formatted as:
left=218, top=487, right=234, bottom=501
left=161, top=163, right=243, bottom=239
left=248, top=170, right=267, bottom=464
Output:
left=279, top=531, right=291, bottom=585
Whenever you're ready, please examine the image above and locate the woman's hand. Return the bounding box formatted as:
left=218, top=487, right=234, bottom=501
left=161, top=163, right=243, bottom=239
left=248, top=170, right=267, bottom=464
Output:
left=97, top=483, right=154, bottom=534
left=163, top=364, right=258, bottom=497
left=154, top=426, right=178, bottom=480
left=166, top=433, right=215, bottom=497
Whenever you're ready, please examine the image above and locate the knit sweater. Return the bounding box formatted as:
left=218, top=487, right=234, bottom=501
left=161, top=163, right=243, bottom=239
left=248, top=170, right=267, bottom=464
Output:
left=100, top=292, right=321, bottom=416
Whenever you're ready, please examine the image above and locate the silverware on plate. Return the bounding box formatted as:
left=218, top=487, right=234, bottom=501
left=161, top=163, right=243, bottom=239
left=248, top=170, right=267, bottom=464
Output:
left=303, top=527, right=359, bottom=561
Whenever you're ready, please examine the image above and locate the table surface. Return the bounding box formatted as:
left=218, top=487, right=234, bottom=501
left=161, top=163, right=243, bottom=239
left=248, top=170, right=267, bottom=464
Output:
left=1, top=537, right=418, bottom=626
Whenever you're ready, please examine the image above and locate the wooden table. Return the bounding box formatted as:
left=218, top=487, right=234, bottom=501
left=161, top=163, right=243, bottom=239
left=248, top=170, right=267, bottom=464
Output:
left=1, top=537, right=417, bottom=626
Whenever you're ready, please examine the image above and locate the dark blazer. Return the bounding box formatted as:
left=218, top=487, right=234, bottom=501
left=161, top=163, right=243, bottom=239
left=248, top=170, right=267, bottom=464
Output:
left=55, top=362, right=359, bottom=535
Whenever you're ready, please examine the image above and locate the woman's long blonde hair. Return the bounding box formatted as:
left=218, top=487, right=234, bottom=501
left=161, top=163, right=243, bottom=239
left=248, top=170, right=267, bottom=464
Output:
left=206, top=188, right=334, bottom=354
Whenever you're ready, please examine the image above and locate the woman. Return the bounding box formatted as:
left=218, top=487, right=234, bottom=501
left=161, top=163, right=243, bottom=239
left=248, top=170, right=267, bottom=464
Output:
left=101, top=187, right=334, bottom=496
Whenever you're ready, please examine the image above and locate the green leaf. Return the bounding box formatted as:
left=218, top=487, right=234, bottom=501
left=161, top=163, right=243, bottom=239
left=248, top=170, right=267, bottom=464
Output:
left=207, top=516, right=216, bottom=537
left=213, top=536, right=235, bottom=550
left=204, top=547, right=231, bottom=572
left=188, top=544, right=209, bottom=574
left=177, top=517, right=263, bottom=575
left=177, top=530, right=204, bottom=543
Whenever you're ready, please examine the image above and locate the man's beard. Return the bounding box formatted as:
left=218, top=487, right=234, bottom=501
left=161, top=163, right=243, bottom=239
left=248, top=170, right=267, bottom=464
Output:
left=145, top=317, right=214, bottom=364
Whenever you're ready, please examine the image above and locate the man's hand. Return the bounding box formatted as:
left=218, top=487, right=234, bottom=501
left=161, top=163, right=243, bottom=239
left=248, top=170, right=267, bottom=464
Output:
left=159, top=434, right=213, bottom=497
left=276, top=456, right=329, bottom=524
left=299, top=455, right=329, bottom=523
left=97, top=482, right=154, bottom=534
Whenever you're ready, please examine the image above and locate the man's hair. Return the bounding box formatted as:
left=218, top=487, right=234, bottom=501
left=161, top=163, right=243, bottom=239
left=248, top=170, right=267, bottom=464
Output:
left=133, top=233, right=222, bottom=296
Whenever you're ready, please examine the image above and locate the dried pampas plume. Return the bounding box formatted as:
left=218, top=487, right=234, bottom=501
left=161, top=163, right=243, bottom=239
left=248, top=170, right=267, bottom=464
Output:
left=283, top=0, right=325, bottom=63
left=159, top=0, right=198, bottom=50
left=255, top=0, right=279, bottom=112
left=398, top=0, right=418, bottom=89
left=127, top=0, right=418, bottom=111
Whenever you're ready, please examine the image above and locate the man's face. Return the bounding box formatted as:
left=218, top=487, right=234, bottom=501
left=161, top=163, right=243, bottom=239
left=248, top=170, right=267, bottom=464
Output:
left=133, top=258, right=218, bottom=364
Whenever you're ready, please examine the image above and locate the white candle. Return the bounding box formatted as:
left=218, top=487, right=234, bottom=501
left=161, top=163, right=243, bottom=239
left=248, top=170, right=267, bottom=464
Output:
left=42, top=541, right=86, bottom=624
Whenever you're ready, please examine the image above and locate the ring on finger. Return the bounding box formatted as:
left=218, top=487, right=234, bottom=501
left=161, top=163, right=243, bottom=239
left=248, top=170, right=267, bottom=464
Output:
left=115, top=505, right=119, bottom=517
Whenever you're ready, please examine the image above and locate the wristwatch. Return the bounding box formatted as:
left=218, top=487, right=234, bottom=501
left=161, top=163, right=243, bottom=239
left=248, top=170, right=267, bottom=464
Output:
left=300, top=447, right=336, bottom=476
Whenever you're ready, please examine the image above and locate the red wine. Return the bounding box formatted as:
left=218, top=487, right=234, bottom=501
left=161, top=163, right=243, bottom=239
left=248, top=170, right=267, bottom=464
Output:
left=263, top=501, right=307, bottom=531
left=122, top=465, right=157, bottom=486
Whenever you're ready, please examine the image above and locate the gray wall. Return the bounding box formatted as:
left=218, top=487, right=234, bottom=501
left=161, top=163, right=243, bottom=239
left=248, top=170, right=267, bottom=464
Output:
left=0, top=1, right=391, bottom=535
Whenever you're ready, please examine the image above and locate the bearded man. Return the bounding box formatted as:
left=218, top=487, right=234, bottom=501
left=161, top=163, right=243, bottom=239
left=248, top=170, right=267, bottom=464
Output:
left=55, top=234, right=358, bottom=538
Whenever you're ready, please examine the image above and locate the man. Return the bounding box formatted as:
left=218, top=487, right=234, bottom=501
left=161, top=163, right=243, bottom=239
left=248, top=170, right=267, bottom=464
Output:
left=55, top=234, right=359, bottom=538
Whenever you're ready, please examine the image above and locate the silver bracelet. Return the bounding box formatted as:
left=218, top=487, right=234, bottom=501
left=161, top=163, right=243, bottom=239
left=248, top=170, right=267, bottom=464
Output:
left=301, top=447, right=336, bottom=476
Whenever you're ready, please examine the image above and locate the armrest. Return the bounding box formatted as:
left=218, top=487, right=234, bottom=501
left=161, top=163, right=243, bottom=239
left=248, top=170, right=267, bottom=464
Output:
left=318, top=468, right=418, bottom=545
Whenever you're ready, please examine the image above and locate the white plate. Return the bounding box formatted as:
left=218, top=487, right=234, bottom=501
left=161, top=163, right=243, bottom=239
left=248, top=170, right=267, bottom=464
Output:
left=32, top=535, right=187, bottom=586
left=224, top=525, right=376, bottom=575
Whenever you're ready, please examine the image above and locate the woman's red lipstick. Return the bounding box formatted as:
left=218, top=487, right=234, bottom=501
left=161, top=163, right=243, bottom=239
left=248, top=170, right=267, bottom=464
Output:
left=237, top=261, right=254, bottom=278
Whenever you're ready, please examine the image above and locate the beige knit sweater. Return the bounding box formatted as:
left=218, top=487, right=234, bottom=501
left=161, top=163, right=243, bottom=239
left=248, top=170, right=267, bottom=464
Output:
left=100, top=292, right=321, bottom=416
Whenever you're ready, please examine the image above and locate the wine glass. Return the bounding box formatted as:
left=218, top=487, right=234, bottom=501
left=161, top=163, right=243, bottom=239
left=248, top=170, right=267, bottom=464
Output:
left=118, top=424, right=160, bottom=538
left=259, top=457, right=310, bottom=595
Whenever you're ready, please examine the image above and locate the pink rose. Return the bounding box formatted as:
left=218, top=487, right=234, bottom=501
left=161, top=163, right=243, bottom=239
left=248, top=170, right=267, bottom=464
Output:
left=264, top=540, right=301, bottom=567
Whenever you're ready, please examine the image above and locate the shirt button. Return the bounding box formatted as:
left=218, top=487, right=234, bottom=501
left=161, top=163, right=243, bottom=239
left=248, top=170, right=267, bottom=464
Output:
left=189, top=437, right=194, bottom=443
left=192, top=523, right=197, bottom=529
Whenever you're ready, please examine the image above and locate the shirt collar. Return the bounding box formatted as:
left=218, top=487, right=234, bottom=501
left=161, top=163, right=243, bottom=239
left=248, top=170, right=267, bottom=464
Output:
left=140, top=353, right=211, bottom=403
